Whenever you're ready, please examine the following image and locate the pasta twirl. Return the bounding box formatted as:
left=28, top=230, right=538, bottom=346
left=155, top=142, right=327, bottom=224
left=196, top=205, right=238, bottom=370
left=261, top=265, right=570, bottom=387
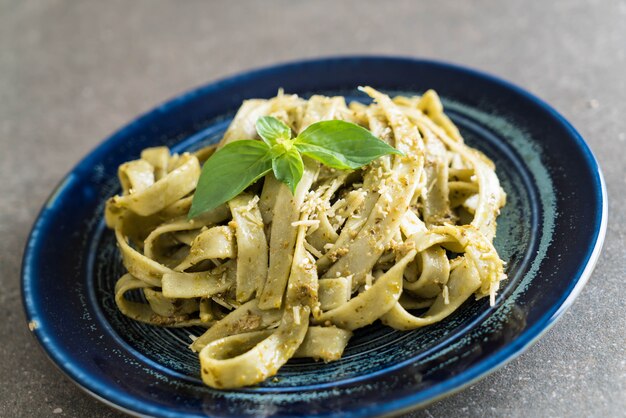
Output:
left=105, top=87, right=507, bottom=389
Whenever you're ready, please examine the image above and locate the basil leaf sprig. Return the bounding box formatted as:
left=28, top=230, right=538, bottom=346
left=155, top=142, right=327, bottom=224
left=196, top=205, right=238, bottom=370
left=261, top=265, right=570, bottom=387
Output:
left=188, top=116, right=403, bottom=218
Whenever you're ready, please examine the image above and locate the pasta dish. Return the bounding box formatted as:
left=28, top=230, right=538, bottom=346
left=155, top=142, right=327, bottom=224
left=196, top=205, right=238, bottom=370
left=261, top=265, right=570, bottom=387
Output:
left=105, top=87, right=506, bottom=389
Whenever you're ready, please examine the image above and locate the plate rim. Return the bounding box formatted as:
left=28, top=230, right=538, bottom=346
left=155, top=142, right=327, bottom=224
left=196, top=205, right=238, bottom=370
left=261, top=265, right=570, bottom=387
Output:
left=21, top=55, right=608, bottom=417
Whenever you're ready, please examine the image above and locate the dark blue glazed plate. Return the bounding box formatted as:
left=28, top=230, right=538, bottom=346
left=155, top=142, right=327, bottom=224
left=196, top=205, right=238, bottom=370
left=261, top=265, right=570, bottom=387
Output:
left=22, top=57, right=607, bottom=417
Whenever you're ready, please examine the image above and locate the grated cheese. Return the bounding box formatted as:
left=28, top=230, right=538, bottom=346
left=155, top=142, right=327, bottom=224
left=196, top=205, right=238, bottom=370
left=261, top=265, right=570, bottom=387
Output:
left=293, top=306, right=301, bottom=325
left=442, top=285, right=450, bottom=305
left=291, top=219, right=320, bottom=228
left=304, top=240, right=323, bottom=259
left=364, top=273, right=373, bottom=290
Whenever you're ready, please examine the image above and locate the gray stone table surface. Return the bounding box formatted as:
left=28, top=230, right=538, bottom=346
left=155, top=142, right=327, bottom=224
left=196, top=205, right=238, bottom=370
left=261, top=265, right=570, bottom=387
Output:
left=1, top=1, right=624, bottom=417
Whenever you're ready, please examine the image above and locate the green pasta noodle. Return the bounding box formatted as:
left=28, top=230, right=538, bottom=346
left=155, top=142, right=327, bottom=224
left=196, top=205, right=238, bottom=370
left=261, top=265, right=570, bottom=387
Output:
left=105, top=87, right=507, bottom=389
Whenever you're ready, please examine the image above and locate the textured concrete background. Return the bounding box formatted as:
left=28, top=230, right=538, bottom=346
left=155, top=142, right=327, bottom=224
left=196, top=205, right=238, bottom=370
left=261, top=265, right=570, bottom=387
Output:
left=1, top=1, right=624, bottom=417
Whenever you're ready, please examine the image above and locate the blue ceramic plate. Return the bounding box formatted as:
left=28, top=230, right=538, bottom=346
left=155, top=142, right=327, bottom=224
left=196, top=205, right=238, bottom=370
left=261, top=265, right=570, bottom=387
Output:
left=22, top=57, right=607, bottom=417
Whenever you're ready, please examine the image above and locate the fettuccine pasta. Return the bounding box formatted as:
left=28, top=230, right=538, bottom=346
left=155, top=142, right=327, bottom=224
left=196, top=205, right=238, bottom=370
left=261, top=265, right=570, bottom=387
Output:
left=105, top=87, right=507, bottom=388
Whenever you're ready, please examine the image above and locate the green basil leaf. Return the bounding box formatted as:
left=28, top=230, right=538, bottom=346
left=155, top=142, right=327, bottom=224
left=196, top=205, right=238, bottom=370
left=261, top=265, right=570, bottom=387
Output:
left=294, top=120, right=403, bottom=170
left=189, top=140, right=272, bottom=218
left=271, top=145, right=303, bottom=194
left=256, top=116, right=292, bottom=146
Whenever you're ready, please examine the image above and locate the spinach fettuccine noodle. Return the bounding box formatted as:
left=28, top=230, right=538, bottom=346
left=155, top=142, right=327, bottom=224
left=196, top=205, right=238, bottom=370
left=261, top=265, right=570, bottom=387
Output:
left=105, top=87, right=507, bottom=389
